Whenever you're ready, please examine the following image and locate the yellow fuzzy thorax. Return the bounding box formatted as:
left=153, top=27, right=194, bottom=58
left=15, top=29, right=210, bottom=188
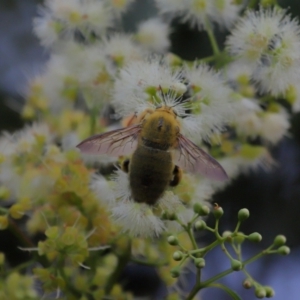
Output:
left=140, top=106, right=180, bottom=147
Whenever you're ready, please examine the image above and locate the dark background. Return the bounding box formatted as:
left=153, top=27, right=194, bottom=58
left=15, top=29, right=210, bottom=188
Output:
left=1, top=0, right=300, bottom=299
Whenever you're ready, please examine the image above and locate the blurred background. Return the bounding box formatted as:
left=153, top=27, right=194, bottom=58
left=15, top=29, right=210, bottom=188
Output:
left=1, top=0, right=300, bottom=299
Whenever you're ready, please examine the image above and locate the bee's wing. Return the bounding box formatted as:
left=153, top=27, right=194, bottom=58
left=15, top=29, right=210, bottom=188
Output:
left=173, top=134, right=228, bottom=181
left=76, top=124, right=142, bottom=156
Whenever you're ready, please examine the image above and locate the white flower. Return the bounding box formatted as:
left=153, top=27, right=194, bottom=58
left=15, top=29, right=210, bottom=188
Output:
left=233, top=98, right=263, bottom=138
left=61, top=132, right=80, bottom=151
left=112, top=201, right=165, bottom=237
left=111, top=168, right=132, bottom=202
left=157, top=191, right=183, bottom=214
left=101, top=34, right=146, bottom=72
left=226, top=8, right=300, bottom=95
left=109, top=170, right=193, bottom=237
left=155, top=0, right=242, bottom=29
left=9, top=123, right=53, bottom=153
left=104, top=0, right=135, bottom=16
left=260, top=111, right=289, bottom=144
left=112, top=58, right=186, bottom=117
left=34, top=0, right=113, bottom=47
left=157, top=0, right=212, bottom=29
left=135, top=18, right=170, bottom=53
left=224, top=61, right=256, bottom=89
left=209, top=0, right=243, bottom=29
left=217, top=147, right=274, bottom=182
left=33, top=12, right=60, bottom=47
left=90, top=174, right=115, bottom=206
left=182, top=63, right=235, bottom=142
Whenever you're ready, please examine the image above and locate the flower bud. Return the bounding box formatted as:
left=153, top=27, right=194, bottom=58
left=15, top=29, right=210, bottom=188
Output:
left=9, top=204, right=25, bottom=219
left=222, top=231, right=232, bottom=240
left=248, top=232, right=262, bottom=243
left=173, top=251, right=183, bottom=261
left=231, top=259, right=242, bottom=271
left=45, top=226, right=60, bottom=239
left=195, top=220, right=206, bottom=231
left=167, top=235, right=178, bottom=246
left=238, top=208, right=250, bottom=222
left=170, top=267, right=180, bottom=278
left=277, top=246, right=290, bottom=256
left=255, top=287, right=267, bottom=298
left=234, top=233, right=245, bottom=244
left=243, top=279, right=252, bottom=289
left=0, top=215, right=8, bottom=230
left=201, top=205, right=210, bottom=216
left=0, top=186, right=10, bottom=200
left=264, top=286, right=275, bottom=298
left=213, top=205, right=224, bottom=219
left=273, top=235, right=286, bottom=247
left=193, top=203, right=210, bottom=216
left=194, top=258, right=205, bottom=268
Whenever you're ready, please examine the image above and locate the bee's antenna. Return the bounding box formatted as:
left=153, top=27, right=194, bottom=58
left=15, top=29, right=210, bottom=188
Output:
left=158, top=85, right=167, bottom=106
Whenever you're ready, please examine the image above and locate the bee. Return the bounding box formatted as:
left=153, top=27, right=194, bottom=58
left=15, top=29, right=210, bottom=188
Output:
left=77, top=99, right=228, bottom=205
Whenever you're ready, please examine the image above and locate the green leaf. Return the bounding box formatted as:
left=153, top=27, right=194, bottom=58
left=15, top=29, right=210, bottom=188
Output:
left=208, top=283, right=242, bottom=300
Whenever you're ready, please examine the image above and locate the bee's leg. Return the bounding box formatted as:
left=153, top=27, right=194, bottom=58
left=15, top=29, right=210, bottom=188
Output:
left=170, top=165, right=182, bottom=187
left=122, top=159, right=130, bottom=173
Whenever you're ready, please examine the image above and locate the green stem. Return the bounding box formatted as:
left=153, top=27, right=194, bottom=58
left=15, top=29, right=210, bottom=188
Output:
left=190, top=240, right=219, bottom=256
left=201, top=267, right=234, bottom=287
left=233, top=221, right=241, bottom=234
left=104, top=239, right=131, bottom=295
left=187, top=226, right=198, bottom=250
left=57, top=257, right=82, bottom=298
left=242, top=249, right=269, bottom=265
left=186, top=269, right=202, bottom=300
left=204, top=19, right=220, bottom=56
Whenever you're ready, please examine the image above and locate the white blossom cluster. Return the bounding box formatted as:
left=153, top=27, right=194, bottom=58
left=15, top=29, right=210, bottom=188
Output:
left=4, top=3, right=298, bottom=237
left=154, top=0, right=244, bottom=29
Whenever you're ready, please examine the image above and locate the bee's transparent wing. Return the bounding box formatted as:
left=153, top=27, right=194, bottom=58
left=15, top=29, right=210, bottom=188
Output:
left=173, top=134, right=228, bottom=181
left=76, top=124, right=142, bottom=156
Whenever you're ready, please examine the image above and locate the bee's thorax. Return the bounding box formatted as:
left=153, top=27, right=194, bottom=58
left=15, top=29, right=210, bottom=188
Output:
left=140, top=109, right=179, bottom=151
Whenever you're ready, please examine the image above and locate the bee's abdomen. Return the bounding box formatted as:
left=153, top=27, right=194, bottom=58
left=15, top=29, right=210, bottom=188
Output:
left=129, top=145, right=173, bottom=205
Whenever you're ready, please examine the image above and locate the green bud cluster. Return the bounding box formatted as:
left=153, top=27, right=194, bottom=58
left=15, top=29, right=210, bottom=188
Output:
left=38, top=226, right=89, bottom=265
left=194, top=258, right=206, bottom=268
left=195, top=220, right=206, bottom=231
left=248, top=232, right=262, bottom=243
left=33, top=268, right=65, bottom=292
left=167, top=203, right=290, bottom=300
left=213, top=205, right=224, bottom=219
left=238, top=208, right=250, bottom=222
left=173, top=251, right=183, bottom=261
left=0, top=272, right=38, bottom=299
left=231, top=259, right=242, bottom=271
left=167, top=235, right=178, bottom=246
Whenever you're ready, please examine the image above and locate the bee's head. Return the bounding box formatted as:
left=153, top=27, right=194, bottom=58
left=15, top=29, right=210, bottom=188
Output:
left=155, top=105, right=177, bottom=118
